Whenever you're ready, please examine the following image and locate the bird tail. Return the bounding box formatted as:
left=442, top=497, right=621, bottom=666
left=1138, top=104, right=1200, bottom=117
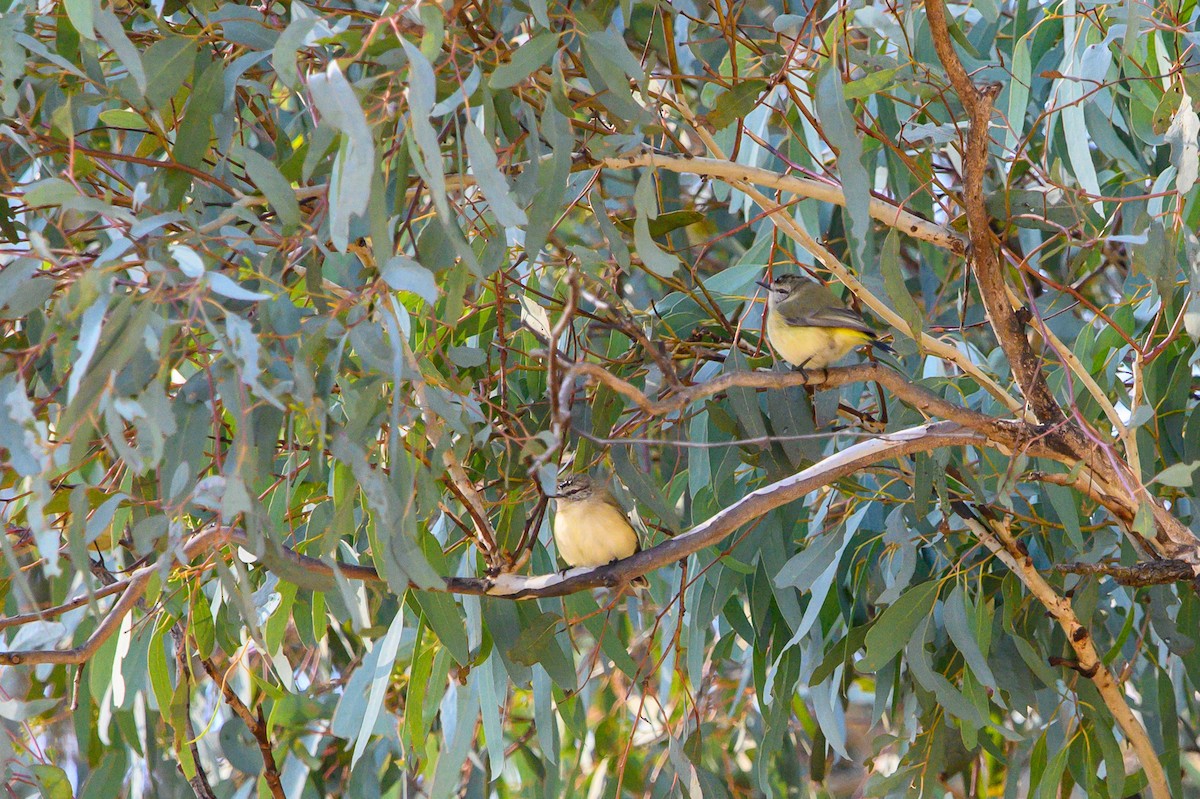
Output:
left=872, top=338, right=895, bottom=354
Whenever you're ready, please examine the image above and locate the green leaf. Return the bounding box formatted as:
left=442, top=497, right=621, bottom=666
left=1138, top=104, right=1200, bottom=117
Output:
left=859, top=580, right=940, bottom=672
left=632, top=172, right=681, bottom=276
left=381, top=255, right=438, bottom=304
left=1154, top=460, right=1200, bottom=487
left=707, top=79, right=767, bottom=130
left=236, top=146, right=302, bottom=234
left=351, top=605, right=406, bottom=767
left=943, top=586, right=997, bottom=689
left=416, top=591, right=470, bottom=666
left=64, top=0, right=97, bottom=41
left=814, top=63, right=872, bottom=271
left=1005, top=36, right=1032, bottom=153
left=148, top=624, right=173, bottom=714
left=906, top=629, right=986, bottom=727
left=507, top=612, right=561, bottom=667
left=220, top=717, right=264, bottom=775
left=271, top=15, right=319, bottom=90
left=614, top=209, right=705, bottom=238
left=190, top=589, right=215, bottom=659
left=142, top=36, right=196, bottom=110
left=93, top=10, right=146, bottom=97
left=490, top=32, right=559, bottom=89
left=880, top=230, right=922, bottom=337
left=811, top=621, right=872, bottom=685
left=464, top=122, right=527, bottom=227
left=97, top=108, right=144, bottom=129
left=31, top=765, right=72, bottom=799
left=308, top=60, right=376, bottom=251
left=722, top=347, right=767, bottom=440
left=612, top=445, right=682, bottom=533
left=843, top=68, right=899, bottom=100
left=78, top=751, right=130, bottom=799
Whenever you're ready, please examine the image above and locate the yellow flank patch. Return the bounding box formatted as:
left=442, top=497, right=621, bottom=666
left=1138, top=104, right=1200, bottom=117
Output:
left=766, top=315, right=871, bottom=368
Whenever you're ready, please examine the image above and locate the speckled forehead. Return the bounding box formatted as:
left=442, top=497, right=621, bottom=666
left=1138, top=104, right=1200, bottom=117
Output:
left=557, top=475, right=589, bottom=494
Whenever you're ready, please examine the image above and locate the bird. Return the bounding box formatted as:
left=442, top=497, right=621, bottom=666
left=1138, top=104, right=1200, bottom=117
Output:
left=757, top=273, right=892, bottom=369
left=551, top=473, right=648, bottom=587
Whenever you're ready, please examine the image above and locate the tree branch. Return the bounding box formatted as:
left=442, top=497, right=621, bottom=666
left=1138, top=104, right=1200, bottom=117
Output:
left=924, top=0, right=1064, bottom=425
left=954, top=503, right=1169, bottom=799
left=0, top=525, right=233, bottom=666
left=1057, top=559, right=1197, bottom=587
left=1, top=424, right=982, bottom=669
left=475, top=422, right=985, bottom=598
left=197, top=656, right=287, bottom=799
left=596, top=152, right=967, bottom=254
left=563, top=360, right=1012, bottom=438
left=0, top=577, right=130, bottom=631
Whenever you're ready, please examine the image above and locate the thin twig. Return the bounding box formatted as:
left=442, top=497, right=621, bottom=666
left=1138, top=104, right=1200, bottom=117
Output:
left=172, top=625, right=218, bottom=799
left=595, top=152, right=967, bottom=254
left=197, top=656, right=287, bottom=799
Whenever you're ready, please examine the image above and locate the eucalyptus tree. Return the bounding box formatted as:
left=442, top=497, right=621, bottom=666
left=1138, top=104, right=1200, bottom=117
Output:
left=2, top=0, right=1199, bottom=797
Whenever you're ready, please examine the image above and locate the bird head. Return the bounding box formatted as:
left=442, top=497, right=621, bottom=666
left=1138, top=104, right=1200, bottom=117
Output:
left=553, top=473, right=595, bottom=502
left=756, top=273, right=808, bottom=308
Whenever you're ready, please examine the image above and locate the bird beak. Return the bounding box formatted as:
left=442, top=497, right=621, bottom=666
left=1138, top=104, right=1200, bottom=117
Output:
left=754, top=279, right=770, bottom=290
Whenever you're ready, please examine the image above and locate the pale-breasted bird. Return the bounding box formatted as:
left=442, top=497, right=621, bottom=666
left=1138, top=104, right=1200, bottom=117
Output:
left=758, top=274, right=892, bottom=369
left=552, top=473, right=648, bottom=587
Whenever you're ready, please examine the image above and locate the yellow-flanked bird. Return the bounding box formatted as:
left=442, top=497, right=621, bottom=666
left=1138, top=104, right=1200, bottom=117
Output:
left=758, top=274, right=892, bottom=369
left=552, top=473, right=648, bottom=587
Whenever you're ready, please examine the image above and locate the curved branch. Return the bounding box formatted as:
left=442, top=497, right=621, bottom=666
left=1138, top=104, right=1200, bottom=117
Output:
left=597, top=153, right=967, bottom=254
left=200, top=423, right=986, bottom=599
left=478, top=422, right=984, bottom=597
left=3, top=423, right=1188, bottom=668
left=1, top=424, right=981, bottom=668
left=956, top=503, right=1169, bottom=799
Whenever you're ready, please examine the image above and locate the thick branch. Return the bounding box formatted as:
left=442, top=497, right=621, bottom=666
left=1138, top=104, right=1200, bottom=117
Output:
left=0, top=424, right=982, bottom=669
left=956, top=504, right=1169, bottom=799
left=478, top=422, right=984, bottom=597
left=925, top=0, right=1064, bottom=425
left=1057, top=559, right=1196, bottom=587
left=204, top=424, right=985, bottom=599
left=3, top=423, right=1188, bottom=667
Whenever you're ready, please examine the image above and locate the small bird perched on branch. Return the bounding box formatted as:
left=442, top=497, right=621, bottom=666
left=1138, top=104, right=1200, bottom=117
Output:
left=758, top=274, right=892, bottom=369
left=551, top=473, right=648, bottom=588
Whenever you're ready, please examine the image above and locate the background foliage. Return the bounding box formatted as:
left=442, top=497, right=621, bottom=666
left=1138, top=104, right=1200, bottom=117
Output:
left=2, top=0, right=1200, bottom=796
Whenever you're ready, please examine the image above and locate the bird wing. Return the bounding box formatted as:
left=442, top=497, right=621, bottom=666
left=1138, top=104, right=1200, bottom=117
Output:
left=776, top=302, right=876, bottom=336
